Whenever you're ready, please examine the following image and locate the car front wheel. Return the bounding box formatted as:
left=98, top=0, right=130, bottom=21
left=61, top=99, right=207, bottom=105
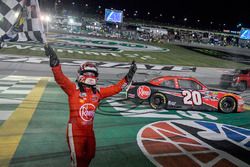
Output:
left=149, top=93, right=167, bottom=110
left=219, top=96, right=237, bottom=113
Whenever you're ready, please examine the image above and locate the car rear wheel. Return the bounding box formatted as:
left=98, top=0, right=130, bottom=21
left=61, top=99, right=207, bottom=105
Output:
left=149, top=93, right=167, bottom=110
left=219, top=96, right=237, bottom=113
left=237, top=82, right=247, bottom=92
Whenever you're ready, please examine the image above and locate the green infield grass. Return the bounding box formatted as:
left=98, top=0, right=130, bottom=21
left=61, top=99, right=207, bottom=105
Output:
left=0, top=41, right=248, bottom=69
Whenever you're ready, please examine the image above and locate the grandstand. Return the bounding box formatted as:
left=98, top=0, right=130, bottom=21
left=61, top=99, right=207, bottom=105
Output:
left=47, top=13, right=249, bottom=49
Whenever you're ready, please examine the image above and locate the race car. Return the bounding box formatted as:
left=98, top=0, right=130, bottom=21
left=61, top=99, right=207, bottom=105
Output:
left=126, top=76, right=245, bottom=113
left=220, top=68, right=250, bottom=91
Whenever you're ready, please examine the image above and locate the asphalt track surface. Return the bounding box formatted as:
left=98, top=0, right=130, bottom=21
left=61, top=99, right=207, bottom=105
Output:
left=0, top=58, right=228, bottom=85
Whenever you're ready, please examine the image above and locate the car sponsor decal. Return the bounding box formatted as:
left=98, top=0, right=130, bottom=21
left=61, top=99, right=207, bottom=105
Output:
left=182, top=90, right=202, bottom=106
left=137, top=86, right=151, bottom=100
left=79, top=103, right=96, bottom=121
left=137, top=120, right=250, bottom=167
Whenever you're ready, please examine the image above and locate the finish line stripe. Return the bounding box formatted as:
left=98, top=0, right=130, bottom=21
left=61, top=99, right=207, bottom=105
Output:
left=0, top=78, right=48, bottom=167
left=245, top=105, right=250, bottom=110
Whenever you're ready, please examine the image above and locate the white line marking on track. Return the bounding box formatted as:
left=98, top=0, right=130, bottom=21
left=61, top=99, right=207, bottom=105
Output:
left=171, top=66, right=183, bottom=71
left=2, top=58, right=28, bottom=62
left=11, top=85, right=35, bottom=88
left=2, top=76, right=27, bottom=79
left=0, top=87, right=8, bottom=91
left=1, top=75, right=40, bottom=80
left=2, top=90, right=31, bottom=94
left=0, top=78, right=21, bottom=81
left=0, top=81, right=16, bottom=85
left=14, top=98, right=25, bottom=100
left=0, top=98, right=22, bottom=104
left=19, top=80, right=39, bottom=84
left=0, top=110, right=14, bottom=120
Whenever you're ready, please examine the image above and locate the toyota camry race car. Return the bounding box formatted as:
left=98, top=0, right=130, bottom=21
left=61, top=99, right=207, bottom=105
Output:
left=126, top=76, right=245, bottom=113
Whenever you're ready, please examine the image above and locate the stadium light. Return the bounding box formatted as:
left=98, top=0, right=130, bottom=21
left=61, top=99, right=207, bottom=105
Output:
left=43, top=15, right=51, bottom=34
left=14, top=12, right=19, bottom=18
left=45, top=15, right=51, bottom=22
left=237, top=23, right=242, bottom=28
left=69, top=18, right=74, bottom=31
left=69, top=18, right=74, bottom=24
left=40, top=15, right=44, bottom=21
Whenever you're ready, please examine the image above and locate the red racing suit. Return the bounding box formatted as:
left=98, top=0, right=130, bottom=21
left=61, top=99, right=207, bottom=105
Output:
left=52, top=65, right=128, bottom=167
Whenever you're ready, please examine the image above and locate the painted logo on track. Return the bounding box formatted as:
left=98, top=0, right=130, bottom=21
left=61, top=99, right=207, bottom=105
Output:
left=137, top=86, right=151, bottom=100
left=48, top=34, right=167, bottom=52
left=105, top=97, right=218, bottom=120
left=137, top=120, right=250, bottom=167
left=79, top=103, right=96, bottom=121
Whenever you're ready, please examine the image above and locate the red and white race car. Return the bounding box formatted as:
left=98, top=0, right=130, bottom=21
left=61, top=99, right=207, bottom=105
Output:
left=126, top=76, right=245, bottom=113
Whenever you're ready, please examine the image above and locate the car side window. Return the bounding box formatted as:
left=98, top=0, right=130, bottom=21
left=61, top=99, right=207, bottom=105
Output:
left=160, top=79, right=175, bottom=88
left=178, top=79, right=202, bottom=90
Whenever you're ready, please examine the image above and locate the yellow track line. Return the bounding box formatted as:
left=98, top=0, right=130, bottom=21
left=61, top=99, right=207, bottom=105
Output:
left=244, top=105, right=250, bottom=110
left=0, top=77, right=49, bottom=167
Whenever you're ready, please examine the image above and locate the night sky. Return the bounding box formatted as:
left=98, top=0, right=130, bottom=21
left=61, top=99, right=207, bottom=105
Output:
left=40, top=0, right=250, bottom=30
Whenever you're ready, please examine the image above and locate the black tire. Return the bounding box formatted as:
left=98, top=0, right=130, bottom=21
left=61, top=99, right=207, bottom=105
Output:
left=149, top=93, right=167, bottom=110
left=237, top=82, right=247, bottom=92
left=219, top=96, right=237, bottom=113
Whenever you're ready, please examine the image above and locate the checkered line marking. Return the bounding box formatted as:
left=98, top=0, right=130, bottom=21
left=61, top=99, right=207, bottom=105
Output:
left=0, top=75, right=40, bottom=122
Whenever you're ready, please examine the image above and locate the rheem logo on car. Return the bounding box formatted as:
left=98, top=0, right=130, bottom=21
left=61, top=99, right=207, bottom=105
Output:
left=137, top=120, right=250, bottom=167
left=137, top=86, right=151, bottom=99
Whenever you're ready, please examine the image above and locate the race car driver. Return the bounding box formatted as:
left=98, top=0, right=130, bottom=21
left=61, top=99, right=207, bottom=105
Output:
left=44, top=44, right=137, bottom=167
